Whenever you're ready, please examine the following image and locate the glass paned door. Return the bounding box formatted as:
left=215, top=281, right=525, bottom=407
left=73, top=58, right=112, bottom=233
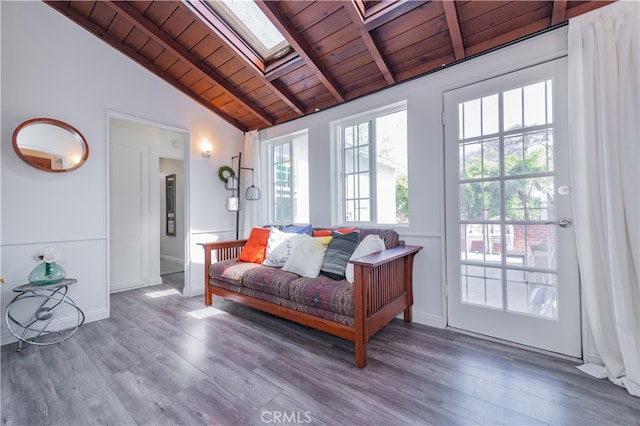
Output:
left=445, top=59, right=581, bottom=357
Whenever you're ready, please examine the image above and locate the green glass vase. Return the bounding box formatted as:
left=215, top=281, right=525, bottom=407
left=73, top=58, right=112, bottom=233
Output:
left=28, top=262, right=66, bottom=285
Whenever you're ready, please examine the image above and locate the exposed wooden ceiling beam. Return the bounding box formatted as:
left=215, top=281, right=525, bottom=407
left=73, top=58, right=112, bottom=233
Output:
left=256, top=0, right=345, bottom=103
left=345, top=1, right=395, bottom=85
left=265, top=56, right=306, bottom=82
left=103, top=0, right=274, bottom=127
left=551, top=0, right=568, bottom=25
left=363, top=1, right=427, bottom=31
left=184, top=0, right=306, bottom=116
left=43, top=0, right=248, bottom=131
left=442, top=0, right=465, bottom=61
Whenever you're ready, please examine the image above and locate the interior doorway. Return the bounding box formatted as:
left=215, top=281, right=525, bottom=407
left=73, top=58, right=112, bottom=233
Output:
left=108, top=113, right=189, bottom=295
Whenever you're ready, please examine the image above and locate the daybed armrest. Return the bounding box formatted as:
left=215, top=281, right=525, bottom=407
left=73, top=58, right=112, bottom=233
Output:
left=199, top=239, right=247, bottom=306
left=350, top=245, right=422, bottom=343
left=349, top=245, right=422, bottom=268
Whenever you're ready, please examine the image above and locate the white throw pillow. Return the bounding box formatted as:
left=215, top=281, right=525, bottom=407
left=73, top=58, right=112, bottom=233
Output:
left=282, top=234, right=331, bottom=278
left=262, top=228, right=302, bottom=267
left=345, top=234, right=386, bottom=283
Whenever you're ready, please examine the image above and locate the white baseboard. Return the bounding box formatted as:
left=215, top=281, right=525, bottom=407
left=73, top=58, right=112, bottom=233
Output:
left=1, top=307, right=108, bottom=346
left=160, top=254, right=183, bottom=264
left=412, top=311, right=446, bottom=328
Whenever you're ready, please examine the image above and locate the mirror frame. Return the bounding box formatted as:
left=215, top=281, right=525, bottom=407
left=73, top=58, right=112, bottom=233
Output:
left=12, top=117, right=89, bottom=173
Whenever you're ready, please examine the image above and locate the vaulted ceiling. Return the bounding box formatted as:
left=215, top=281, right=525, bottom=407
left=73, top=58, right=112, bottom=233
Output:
left=45, top=1, right=614, bottom=132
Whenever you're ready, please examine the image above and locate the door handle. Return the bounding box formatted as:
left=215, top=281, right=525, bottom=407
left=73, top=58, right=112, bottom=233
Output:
left=545, top=217, right=573, bottom=228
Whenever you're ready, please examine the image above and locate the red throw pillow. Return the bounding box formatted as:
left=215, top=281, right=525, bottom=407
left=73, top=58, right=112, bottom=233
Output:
left=312, top=229, right=332, bottom=237
left=337, top=227, right=357, bottom=234
left=238, top=227, right=270, bottom=263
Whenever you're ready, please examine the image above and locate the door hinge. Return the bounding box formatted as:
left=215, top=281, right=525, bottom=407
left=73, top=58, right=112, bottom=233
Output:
left=444, top=283, right=448, bottom=299
left=441, top=109, right=445, bottom=125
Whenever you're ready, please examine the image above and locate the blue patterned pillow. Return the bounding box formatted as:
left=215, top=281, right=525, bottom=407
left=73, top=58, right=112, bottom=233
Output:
left=320, top=231, right=359, bottom=280
left=283, top=224, right=313, bottom=235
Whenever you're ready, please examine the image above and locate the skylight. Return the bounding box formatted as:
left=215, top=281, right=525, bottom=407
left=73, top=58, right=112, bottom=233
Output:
left=205, top=0, right=291, bottom=62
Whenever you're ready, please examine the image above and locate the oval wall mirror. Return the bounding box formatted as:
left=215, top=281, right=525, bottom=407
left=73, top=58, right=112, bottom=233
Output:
left=12, top=118, right=89, bottom=172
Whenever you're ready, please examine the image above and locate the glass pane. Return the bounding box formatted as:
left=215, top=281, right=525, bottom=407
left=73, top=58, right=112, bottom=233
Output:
left=346, top=174, right=355, bottom=198
left=529, top=273, right=557, bottom=318
left=462, top=267, right=485, bottom=306
left=524, top=82, right=547, bottom=127
left=503, top=88, right=522, bottom=131
left=461, top=141, right=482, bottom=179
left=483, top=181, right=501, bottom=220
left=487, top=223, right=513, bottom=256
left=460, top=265, right=503, bottom=308
left=205, top=0, right=289, bottom=61
left=359, top=173, right=370, bottom=198
left=345, top=200, right=356, bottom=222
left=358, top=123, right=369, bottom=145
left=505, top=178, right=525, bottom=220
left=344, top=126, right=354, bottom=147
left=345, top=147, right=355, bottom=173
left=376, top=109, right=408, bottom=225
left=504, top=134, right=524, bottom=176
left=460, top=225, right=468, bottom=261
left=528, top=225, right=556, bottom=269
left=507, top=273, right=528, bottom=313
left=486, top=277, right=503, bottom=309
left=358, top=146, right=370, bottom=171
left=460, top=182, right=483, bottom=221
left=507, top=270, right=557, bottom=318
left=547, top=129, right=554, bottom=172
left=483, top=138, right=500, bottom=177
left=524, top=176, right=554, bottom=221
left=464, top=223, right=486, bottom=254
left=525, top=131, right=551, bottom=173
left=359, top=199, right=371, bottom=222
left=508, top=224, right=526, bottom=252
left=482, top=94, right=499, bottom=135
left=463, top=98, right=481, bottom=139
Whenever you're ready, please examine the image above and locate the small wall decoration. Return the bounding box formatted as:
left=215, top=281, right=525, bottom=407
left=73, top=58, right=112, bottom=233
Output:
left=218, top=165, right=235, bottom=184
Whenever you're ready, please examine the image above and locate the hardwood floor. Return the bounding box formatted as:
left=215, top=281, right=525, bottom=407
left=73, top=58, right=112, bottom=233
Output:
left=2, top=280, right=638, bottom=425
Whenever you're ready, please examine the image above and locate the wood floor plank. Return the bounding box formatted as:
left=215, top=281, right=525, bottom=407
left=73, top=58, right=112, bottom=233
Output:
left=2, top=279, right=638, bottom=426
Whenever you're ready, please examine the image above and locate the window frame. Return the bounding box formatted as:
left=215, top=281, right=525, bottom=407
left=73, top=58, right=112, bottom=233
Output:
left=263, top=130, right=309, bottom=225
left=332, top=101, right=408, bottom=226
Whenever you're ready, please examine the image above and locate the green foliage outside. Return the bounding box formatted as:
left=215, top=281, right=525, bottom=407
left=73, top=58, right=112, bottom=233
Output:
left=461, top=133, right=553, bottom=221
left=396, top=174, right=409, bottom=222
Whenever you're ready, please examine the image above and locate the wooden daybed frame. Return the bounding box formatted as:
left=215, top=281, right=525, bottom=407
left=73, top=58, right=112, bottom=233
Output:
left=201, top=239, right=422, bottom=368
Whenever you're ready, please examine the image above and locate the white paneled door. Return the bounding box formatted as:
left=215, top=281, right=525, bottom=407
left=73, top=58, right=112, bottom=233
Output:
left=444, top=58, right=581, bottom=357
left=110, top=143, right=150, bottom=292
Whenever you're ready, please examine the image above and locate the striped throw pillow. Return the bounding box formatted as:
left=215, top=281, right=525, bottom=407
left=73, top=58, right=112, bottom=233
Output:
left=320, top=231, right=359, bottom=280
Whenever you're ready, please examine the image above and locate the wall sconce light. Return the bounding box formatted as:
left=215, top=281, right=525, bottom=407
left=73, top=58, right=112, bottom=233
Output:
left=200, top=140, right=212, bottom=158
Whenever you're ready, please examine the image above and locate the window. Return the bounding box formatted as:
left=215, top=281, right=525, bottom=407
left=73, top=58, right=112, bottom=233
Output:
left=204, top=0, right=291, bottom=63
left=264, top=131, right=309, bottom=224
left=333, top=103, right=408, bottom=225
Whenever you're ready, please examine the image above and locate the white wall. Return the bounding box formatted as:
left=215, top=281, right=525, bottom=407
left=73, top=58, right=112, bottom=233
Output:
left=1, top=1, right=243, bottom=343
left=259, top=28, right=569, bottom=329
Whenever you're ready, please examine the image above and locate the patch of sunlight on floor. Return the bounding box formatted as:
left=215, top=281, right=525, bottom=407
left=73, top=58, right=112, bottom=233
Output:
left=187, top=307, right=226, bottom=319
left=145, top=288, right=182, bottom=298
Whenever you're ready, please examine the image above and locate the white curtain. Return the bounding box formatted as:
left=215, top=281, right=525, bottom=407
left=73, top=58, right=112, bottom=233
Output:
left=568, top=1, right=639, bottom=397
left=242, top=130, right=262, bottom=237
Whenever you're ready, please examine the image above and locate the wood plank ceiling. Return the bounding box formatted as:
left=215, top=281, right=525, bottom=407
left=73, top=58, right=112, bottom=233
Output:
left=45, top=0, right=614, bottom=132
